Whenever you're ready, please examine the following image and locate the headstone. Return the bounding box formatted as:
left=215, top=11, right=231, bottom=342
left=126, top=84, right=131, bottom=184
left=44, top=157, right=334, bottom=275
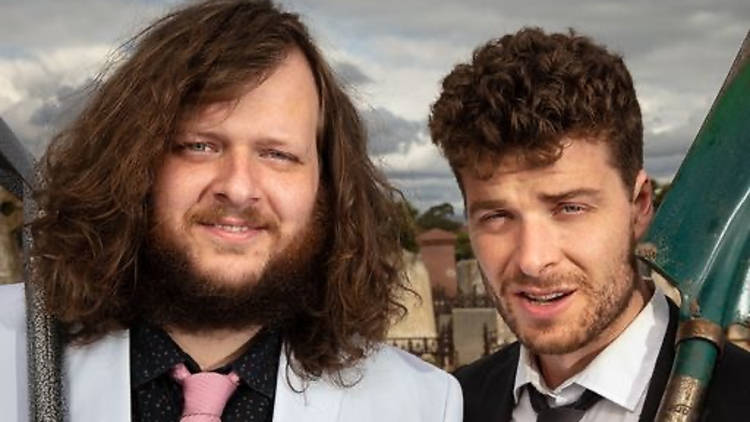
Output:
left=388, top=251, right=438, bottom=339
left=495, top=313, right=517, bottom=347
left=456, top=259, right=485, bottom=296
left=452, top=307, right=497, bottom=366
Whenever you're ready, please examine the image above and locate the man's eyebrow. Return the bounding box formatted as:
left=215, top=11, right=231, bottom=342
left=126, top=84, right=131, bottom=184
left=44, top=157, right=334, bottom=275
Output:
left=175, top=129, right=228, bottom=144
left=539, top=188, right=601, bottom=203
left=467, top=199, right=507, bottom=217
left=467, top=189, right=602, bottom=216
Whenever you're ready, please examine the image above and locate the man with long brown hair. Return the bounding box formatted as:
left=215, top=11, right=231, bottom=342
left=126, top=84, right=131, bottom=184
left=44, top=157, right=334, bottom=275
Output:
left=429, top=28, right=750, bottom=421
left=0, top=1, right=461, bottom=420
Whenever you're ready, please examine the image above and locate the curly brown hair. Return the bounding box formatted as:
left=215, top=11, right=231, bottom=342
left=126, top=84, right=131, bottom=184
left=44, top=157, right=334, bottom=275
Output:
left=31, top=0, right=406, bottom=382
left=429, top=27, right=643, bottom=191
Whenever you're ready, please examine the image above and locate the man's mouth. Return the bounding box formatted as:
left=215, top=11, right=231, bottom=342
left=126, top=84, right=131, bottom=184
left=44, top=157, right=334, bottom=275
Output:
left=205, top=223, right=252, bottom=233
left=518, top=290, right=574, bottom=305
left=196, top=219, right=268, bottom=239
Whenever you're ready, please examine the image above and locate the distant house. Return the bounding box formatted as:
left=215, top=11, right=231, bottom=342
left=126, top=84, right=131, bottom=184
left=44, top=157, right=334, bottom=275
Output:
left=417, top=228, right=457, bottom=298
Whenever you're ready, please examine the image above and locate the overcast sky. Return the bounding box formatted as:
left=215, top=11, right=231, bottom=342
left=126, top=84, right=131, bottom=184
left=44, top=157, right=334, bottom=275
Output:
left=1, top=0, right=747, bottom=212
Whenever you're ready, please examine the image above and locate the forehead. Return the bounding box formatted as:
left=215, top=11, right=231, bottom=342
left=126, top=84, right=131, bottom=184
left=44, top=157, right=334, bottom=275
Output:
left=462, top=139, right=626, bottom=204
left=179, top=48, right=320, bottom=131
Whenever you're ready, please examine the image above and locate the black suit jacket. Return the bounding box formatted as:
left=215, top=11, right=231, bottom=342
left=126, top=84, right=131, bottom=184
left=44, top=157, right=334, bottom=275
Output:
left=455, top=302, right=750, bottom=421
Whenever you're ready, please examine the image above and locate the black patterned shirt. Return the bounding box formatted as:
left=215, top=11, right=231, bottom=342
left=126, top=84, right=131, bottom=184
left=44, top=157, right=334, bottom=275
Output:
left=130, top=323, right=281, bottom=422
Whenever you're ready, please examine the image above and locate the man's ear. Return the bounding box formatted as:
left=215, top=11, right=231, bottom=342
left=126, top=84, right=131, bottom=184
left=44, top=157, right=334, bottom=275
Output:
left=631, top=169, right=654, bottom=240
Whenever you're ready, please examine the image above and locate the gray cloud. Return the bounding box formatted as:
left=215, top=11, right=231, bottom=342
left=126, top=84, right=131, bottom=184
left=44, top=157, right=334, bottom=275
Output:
left=388, top=175, right=463, bottom=213
left=333, top=61, right=373, bottom=86
left=362, top=107, right=423, bottom=155
left=2, top=0, right=748, bottom=210
left=0, top=0, right=174, bottom=51
left=646, top=153, right=689, bottom=181
left=29, top=82, right=89, bottom=128
left=2, top=75, right=93, bottom=157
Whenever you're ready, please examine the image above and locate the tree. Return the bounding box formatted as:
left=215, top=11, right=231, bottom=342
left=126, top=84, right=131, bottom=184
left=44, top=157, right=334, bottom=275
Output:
left=416, top=202, right=461, bottom=232
left=396, top=199, right=419, bottom=252
left=455, top=230, right=474, bottom=261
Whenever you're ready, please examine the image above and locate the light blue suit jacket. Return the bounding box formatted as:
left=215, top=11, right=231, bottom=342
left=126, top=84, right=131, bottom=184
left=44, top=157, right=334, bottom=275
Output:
left=0, top=283, right=462, bottom=421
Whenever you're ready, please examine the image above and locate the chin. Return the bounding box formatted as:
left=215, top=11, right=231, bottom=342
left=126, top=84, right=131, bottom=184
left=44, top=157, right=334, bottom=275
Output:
left=196, top=269, right=263, bottom=287
left=521, top=333, right=586, bottom=355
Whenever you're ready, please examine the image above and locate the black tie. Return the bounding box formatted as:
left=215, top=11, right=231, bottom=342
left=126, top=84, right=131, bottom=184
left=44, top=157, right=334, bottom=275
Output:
left=527, top=384, right=603, bottom=422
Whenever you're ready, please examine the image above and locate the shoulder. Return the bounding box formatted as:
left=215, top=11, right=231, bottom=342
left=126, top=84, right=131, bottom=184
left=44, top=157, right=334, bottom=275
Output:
left=717, top=342, right=750, bottom=374
left=704, top=342, right=750, bottom=418
left=0, top=283, right=28, bottom=421
left=711, top=342, right=750, bottom=390
left=0, top=282, right=26, bottom=330
left=359, top=344, right=460, bottom=394
left=452, top=342, right=519, bottom=422
left=454, top=341, right=520, bottom=393
left=339, top=344, right=462, bottom=421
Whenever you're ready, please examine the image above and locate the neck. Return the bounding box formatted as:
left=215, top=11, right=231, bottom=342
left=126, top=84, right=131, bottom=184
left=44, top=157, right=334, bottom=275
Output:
left=537, top=277, right=653, bottom=389
left=166, top=325, right=262, bottom=371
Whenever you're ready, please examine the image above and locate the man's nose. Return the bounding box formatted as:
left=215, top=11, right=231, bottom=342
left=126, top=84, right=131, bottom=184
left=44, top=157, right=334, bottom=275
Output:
left=210, top=152, right=261, bottom=207
left=515, top=218, right=561, bottom=278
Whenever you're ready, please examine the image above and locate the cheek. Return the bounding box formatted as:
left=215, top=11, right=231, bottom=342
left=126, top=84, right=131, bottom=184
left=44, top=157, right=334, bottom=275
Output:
left=561, top=218, right=632, bottom=274
left=152, top=165, right=203, bottom=221
left=267, top=176, right=319, bottom=227
left=472, top=233, right=513, bottom=284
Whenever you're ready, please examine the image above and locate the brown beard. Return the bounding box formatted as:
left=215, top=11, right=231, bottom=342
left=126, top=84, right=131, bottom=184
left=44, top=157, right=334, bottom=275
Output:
left=493, top=246, right=638, bottom=355
left=136, top=188, right=331, bottom=332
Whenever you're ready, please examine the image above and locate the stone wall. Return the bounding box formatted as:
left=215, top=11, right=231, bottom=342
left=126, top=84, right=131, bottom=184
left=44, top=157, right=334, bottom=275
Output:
left=387, top=250, right=437, bottom=339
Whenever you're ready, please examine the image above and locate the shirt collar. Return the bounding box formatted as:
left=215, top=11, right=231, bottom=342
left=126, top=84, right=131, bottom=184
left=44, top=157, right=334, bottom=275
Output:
left=130, top=323, right=282, bottom=399
left=130, top=322, right=185, bottom=388
left=229, top=327, right=282, bottom=399
left=513, top=288, right=669, bottom=411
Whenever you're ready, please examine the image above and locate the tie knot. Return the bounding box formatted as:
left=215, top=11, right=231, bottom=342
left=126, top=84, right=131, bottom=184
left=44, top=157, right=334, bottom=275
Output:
left=171, top=363, right=240, bottom=422
left=527, top=384, right=602, bottom=422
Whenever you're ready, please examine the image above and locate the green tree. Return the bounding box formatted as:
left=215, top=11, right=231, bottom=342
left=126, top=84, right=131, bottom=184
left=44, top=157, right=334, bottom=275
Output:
left=396, top=199, right=419, bottom=252
left=455, top=230, right=474, bottom=261
left=416, top=202, right=461, bottom=232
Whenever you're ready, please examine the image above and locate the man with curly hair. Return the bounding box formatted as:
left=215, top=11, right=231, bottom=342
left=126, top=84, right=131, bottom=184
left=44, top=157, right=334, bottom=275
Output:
left=0, top=1, right=461, bottom=421
left=430, top=28, right=750, bottom=421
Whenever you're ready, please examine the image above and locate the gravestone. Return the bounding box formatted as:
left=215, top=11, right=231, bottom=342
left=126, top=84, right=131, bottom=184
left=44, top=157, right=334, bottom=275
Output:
left=388, top=251, right=437, bottom=339
left=452, top=307, right=497, bottom=366
left=456, top=258, right=485, bottom=296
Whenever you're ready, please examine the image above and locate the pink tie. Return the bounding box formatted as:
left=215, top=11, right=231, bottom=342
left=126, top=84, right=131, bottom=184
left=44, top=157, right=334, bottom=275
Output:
left=171, top=363, right=240, bottom=422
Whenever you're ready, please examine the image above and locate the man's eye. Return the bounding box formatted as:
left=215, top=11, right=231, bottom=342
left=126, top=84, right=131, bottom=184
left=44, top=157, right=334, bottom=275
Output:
left=176, top=141, right=215, bottom=153
left=557, top=203, right=586, bottom=214
left=185, top=142, right=212, bottom=152
left=479, top=211, right=511, bottom=223
left=262, top=149, right=298, bottom=162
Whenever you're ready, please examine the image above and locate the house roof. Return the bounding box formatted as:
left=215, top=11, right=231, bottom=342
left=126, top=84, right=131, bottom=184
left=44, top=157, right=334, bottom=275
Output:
left=417, top=228, right=457, bottom=244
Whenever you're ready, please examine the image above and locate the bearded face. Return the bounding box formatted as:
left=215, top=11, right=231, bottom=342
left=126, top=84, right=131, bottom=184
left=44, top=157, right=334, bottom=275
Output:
left=141, top=50, right=327, bottom=331
left=139, top=186, right=331, bottom=331
left=465, top=140, right=653, bottom=356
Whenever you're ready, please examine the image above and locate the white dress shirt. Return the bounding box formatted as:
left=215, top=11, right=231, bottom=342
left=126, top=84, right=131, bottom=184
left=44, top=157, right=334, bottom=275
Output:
left=511, top=288, right=669, bottom=421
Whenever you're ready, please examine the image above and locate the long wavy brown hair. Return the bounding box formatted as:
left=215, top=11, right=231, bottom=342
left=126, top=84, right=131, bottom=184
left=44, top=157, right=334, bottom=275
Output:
left=31, top=0, right=407, bottom=382
left=429, top=27, right=643, bottom=191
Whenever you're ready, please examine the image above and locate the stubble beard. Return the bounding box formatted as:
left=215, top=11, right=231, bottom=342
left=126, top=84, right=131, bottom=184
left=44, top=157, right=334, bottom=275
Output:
left=494, top=247, right=637, bottom=355
left=137, top=190, right=331, bottom=332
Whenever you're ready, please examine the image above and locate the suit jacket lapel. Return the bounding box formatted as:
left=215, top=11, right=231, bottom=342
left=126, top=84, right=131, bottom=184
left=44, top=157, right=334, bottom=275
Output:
left=639, top=300, right=678, bottom=422
left=494, top=345, right=518, bottom=422
left=64, top=333, right=347, bottom=422
left=65, top=331, right=131, bottom=422
left=272, top=349, right=344, bottom=422
left=467, top=343, right=518, bottom=422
